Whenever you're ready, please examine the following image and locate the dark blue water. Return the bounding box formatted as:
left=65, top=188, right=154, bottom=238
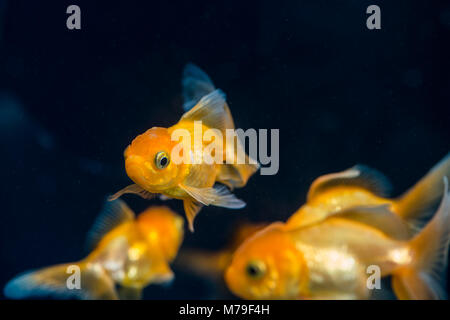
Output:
left=0, top=0, right=449, bottom=299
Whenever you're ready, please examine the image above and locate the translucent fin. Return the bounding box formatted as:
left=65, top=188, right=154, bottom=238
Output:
left=183, top=198, right=203, bottom=232
left=337, top=205, right=411, bottom=240
left=86, top=199, right=135, bottom=250
left=108, top=184, right=155, bottom=201
left=394, top=153, right=450, bottom=225
left=180, top=90, right=233, bottom=133
left=180, top=184, right=246, bottom=208
left=287, top=204, right=411, bottom=240
left=392, top=177, right=450, bottom=300
left=307, top=165, right=392, bottom=201
left=182, top=63, right=216, bottom=112
left=4, top=262, right=118, bottom=300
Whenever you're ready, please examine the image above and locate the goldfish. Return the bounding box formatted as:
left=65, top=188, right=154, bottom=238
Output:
left=110, top=64, right=259, bottom=231
left=176, top=222, right=268, bottom=298
left=4, top=200, right=184, bottom=300
left=178, top=222, right=268, bottom=277
left=286, top=153, right=450, bottom=237
left=225, top=178, right=450, bottom=300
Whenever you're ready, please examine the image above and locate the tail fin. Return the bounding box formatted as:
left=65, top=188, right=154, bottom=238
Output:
left=4, top=261, right=118, bottom=300
left=394, top=153, right=450, bottom=226
left=392, top=177, right=450, bottom=300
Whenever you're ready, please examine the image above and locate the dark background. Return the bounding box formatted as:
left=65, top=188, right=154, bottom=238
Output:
left=0, top=0, right=449, bottom=299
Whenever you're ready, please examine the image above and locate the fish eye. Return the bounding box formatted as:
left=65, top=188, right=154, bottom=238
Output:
left=155, top=151, right=170, bottom=169
left=245, top=260, right=266, bottom=279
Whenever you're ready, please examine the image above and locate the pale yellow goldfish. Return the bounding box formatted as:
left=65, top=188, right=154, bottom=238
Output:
left=225, top=178, right=450, bottom=300
left=4, top=201, right=184, bottom=300
left=110, top=64, right=259, bottom=231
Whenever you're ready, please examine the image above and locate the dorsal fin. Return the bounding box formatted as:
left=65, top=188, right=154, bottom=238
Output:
left=180, top=90, right=234, bottom=133
left=86, top=199, right=135, bottom=250
left=307, top=165, right=392, bottom=201
left=182, top=63, right=216, bottom=112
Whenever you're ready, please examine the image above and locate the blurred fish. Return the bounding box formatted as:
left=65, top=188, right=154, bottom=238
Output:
left=225, top=178, right=450, bottom=300
left=175, top=222, right=267, bottom=298
left=110, top=64, right=259, bottom=231
left=286, top=153, right=450, bottom=238
left=4, top=200, right=184, bottom=300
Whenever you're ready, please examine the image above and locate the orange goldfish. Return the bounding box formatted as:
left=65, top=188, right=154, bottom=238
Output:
left=176, top=222, right=268, bottom=298
left=4, top=200, right=184, bottom=300
left=225, top=178, right=450, bottom=300
left=286, top=153, right=450, bottom=236
left=110, top=64, right=259, bottom=231
left=176, top=222, right=268, bottom=279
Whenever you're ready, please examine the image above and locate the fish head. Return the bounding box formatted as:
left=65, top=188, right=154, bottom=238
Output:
left=124, top=127, right=181, bottom=192
left=225, top=223, right=306, bottom=299
left=137, top=206, right=185, bottom=262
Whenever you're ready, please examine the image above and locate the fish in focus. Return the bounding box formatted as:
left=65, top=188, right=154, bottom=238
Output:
left=110, top=64, right=259, bottom=231
left=4, top=200, right=184, bottom=300
left=286, top=153, right=450, bottom=238
left=225, top=178, right=450, bottom=300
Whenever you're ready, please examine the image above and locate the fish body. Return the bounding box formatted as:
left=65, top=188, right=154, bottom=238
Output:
left=86, top=205, right=183, bottom=289
left=225, top=179, right=450, bottom=300
left=4, top=201, right=184, bottom=300
left=111, top=65, right=259, bottom=231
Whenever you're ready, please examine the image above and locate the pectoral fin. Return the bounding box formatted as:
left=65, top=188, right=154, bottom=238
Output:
left=180, top=184, right=246, bottom=208
left=307, top=165, right=392, bottom=201
left=108, top=184, right=155, bottom=201
left=183, top=198, right=203, bottom=232
left=181, top=185, right=245, bottom=232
